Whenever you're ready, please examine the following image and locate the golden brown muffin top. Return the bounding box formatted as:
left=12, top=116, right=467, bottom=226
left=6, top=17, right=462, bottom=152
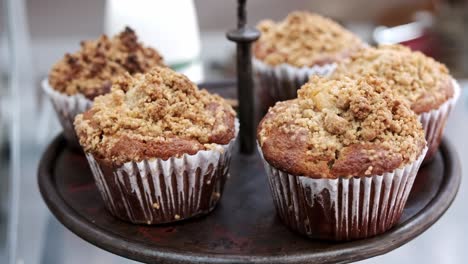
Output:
left=332, top=45, right=454, bottom=114
left=253, top=11, right=365, bottom=67
left=49, top=27, right=165, bottom=100
left=257, top=76, right=426, bottom=178
left=74, top=66, right=236, bottom=166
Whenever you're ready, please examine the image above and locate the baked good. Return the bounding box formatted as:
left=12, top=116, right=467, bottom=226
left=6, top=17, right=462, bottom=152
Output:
left=75, top=66, right=236, bottom=165
left=74, top=66, right=238, bottom=224
left=43, top=27, right=165, bottom=148
left=49, top=26, right=164, bottom=100
left=253, top=11, right=366, bottom=114
left=332, top=44, right=460, bottom=161
left=254, top=11, right=364, bottom=67
left=257, top=75, right=427, bottom=240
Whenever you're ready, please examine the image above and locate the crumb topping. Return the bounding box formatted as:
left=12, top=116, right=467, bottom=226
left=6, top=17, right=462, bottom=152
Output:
left=49, top=27, right=165, bottom=99
left=332, top=45, right=453, bottom=114
left=258, top=76, right=426, bottom=178
left=253, top=11, right=365, bottom=67
left=74, top=67, right=236, bottom=165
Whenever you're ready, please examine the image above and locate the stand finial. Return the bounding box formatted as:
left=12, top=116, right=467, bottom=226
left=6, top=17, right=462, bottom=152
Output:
left=227, top=0, right=260, bottom=154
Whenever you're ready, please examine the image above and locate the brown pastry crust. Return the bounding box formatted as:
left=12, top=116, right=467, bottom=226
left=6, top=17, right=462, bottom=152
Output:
left=257, top=76, right=426, bottom=178
left=253, top=11, right=365, bottom=67
left=74, top=67, right=236, bottom=166
left=49, top=27, right=165, bottom=100
left=332, top=44, right=454, bottom=114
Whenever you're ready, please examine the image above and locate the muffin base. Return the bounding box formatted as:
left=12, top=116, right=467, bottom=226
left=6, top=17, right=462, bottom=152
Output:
left=85, top=121, right=238, bottom=225
left=259, top=145, right=427, bottom=241
left=42, top=79, right=92, bottom=149
left=420, top=79, right=460, bottom=162
left=253, top=58, right=336, bottom=114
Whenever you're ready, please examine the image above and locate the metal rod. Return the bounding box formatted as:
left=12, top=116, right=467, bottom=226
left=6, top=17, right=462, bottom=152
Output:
left=237, top=0, right=247, bottom=28
left=236, top=44, right=255, bottom=153
left=227, top=0, right=260, bottom=154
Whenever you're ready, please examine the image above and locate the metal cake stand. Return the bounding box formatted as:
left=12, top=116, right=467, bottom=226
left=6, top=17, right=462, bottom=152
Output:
left=37, top=0, right=462, bottom=263
left=38, top=136, right=461, bottom=264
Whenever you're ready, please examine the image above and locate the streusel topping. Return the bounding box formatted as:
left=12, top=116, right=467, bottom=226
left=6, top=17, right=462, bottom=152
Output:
left=332, top=44, right=453, bottom=114
left=49, top=27, right=165, bottom=99
left=258, top=76, right=425, bottom=178
left=253, top=11, right=365, bottom=67
left=74, top=66, right=236, bottom=165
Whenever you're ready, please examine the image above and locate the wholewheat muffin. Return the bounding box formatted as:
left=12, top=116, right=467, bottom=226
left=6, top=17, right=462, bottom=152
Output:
left=257, top=76, right=427, bottom=240
left=74, top=66, right=238, bottom=224
left=253, top=11, right=366, bottom=113
left=43, top=27, right=165, bottom=147
left=331, top=44, right=459, bottom=161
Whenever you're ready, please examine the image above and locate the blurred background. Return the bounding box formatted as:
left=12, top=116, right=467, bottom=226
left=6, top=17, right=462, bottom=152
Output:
left=0, top=0, right=467, bottom=263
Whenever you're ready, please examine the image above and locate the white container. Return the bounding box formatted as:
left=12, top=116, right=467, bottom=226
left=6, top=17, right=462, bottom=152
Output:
left=253, top=58, right=337, bottom=114
left=419, top=79, right=460, bottom=161
left=104, top=0, right=203, bottom=82
left=85, top=120, right=239, bottom=224
left=259, top=144, right=427, bottom=241
left=42, top=79, right=92, bottom=148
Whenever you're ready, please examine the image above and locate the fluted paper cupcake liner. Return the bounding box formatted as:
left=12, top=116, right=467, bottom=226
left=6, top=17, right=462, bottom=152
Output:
left=419, top=79, right=460, bottom=162
left=259, top=145, right=427, bottom=241
left=42, top=79, right=92, bottom=148
left=85, top=120, right=238, bottom=225
left=253, top=58, right=336, bottom=114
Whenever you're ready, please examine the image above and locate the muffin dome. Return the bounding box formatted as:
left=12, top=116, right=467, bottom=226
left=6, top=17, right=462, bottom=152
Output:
left=253, top=11, right=365, bottom=67
left=257, top=76, right=426, bottom=178
left=332, top=44, right=454, bottom=114
left=49, top=27, right=165, bottom=100
left=74, top=66, right=236, bottom=165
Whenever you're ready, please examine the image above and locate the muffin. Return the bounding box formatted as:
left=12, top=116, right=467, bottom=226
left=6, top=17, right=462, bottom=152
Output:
left=332, top=44, right=460, bottom=161
left=257, top=76, right=427, bottom=240
left=43, top=27, right=165, bottom=148
left=74, top=66, right=238, bottom=224
left=253, top=11, right=366, bottom=113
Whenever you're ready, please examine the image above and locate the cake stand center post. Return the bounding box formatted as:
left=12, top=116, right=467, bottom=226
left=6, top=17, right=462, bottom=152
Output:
left=227, top=0, right=260, bottom=154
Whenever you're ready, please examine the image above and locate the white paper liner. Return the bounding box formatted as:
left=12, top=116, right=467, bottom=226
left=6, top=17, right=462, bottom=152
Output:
left=259, top=145, right=427, bottom=241
left=419, top=79, right=460, bottom=161
left=42, top=79, right=93, bottom=147
left=253, top=58, right=336, bottom=113
left=85, top=120, right=239, bottom=224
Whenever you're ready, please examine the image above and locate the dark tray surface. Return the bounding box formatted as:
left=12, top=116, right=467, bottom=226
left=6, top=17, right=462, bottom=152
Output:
left=38, top=136, right=461, bottom=264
